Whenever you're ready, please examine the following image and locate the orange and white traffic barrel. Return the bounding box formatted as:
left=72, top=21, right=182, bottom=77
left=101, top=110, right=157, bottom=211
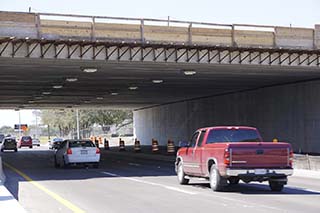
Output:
left=119, top=138, right=125, bottom=151
left=104, top=138, right=109, bottom=150
left=167, top=139, right=175, bottom=154
left=152, top=139, right=159, bottom=153
left=134, top=139, right=141, bottom=152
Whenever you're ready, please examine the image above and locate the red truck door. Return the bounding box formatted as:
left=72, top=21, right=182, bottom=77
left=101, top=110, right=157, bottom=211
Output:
left=192, top=130, right=207, bottom=175
left=182, top=131, right=199, bottom=174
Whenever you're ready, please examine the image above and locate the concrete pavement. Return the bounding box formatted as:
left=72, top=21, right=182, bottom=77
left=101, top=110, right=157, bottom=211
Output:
left=0, top=184, right=26, bottom=213
left=0, top=156, right=26, bottom=213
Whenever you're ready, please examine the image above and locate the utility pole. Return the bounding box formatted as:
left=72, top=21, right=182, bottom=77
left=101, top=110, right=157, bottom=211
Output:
left=17, top=109, right=21, bottom=139
left=35, top=112, right=38, bottom=138
left=76, top=109, right=80, bottom=139
left=48, top=124, right=50, bottom=140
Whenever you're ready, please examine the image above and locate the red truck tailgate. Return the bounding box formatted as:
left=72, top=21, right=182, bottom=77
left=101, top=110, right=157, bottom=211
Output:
left=228, top=142, right=291, bottom=168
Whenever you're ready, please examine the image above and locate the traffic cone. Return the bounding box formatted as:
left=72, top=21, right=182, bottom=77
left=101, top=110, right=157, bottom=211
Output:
left=104, top=138, right=109, bottom=150
left=95, top=139, right=99, bottom=148
left=98, top=136, right=103, bottom=145
left=134, top=139, right=141, bottom=152
left=167, top=139, right=175, bottom=154
left=119, top=138, right=125, bottom=151
left=152, top=139, right=159, bottom=153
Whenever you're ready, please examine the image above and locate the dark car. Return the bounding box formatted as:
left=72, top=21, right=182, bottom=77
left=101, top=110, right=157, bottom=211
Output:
left=0, top=134, right=5, bottom=142
left=18, top=136, right=33, bottom=148
left=1, top=137, right=18, bottom=152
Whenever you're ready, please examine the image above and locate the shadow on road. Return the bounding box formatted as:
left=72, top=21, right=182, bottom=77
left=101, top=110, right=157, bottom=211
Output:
left=188, top=182, right=320, bottom=195
left=0, top=195, right=15, bottom=201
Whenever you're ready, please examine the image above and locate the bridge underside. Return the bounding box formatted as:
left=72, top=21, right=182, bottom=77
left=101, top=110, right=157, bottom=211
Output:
left=0, top=37, right=319, bottom=109
left=0, top=56, right=319, bottom=109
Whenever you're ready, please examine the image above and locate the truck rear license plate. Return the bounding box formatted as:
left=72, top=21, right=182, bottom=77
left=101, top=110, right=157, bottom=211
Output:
left=81, top=150, right=88, bottom=155
left=255, top=169, right=267, bottom=175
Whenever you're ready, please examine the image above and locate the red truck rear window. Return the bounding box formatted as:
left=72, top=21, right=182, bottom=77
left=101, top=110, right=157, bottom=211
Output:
left=206, top=129, right=262, bottom=143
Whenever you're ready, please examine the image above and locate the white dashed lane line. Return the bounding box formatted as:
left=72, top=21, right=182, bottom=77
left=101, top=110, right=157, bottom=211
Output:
left=101, top=171, right=197, bottom=195
left=128, top=163, right=141, bottom=167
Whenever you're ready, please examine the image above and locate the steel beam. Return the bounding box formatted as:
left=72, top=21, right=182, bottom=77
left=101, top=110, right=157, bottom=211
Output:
left=0, top=38, right=319, bottom=67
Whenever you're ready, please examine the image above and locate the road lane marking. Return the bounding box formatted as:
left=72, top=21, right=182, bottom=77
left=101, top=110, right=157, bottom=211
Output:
left=103, top=171, right=283, bottom=211
left=128, top=163, right=141, bottom=167
left=101, top=171, right=197, bottom=195
left=4, top=162, right=85, bottom=213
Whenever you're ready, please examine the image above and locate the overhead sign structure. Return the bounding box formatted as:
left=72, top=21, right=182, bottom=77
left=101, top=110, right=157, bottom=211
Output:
left=14, top=124, right=28, bottom=132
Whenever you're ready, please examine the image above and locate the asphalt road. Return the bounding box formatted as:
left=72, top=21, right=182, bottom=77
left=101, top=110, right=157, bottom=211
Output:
left=1, top=146, right=320, bottom=213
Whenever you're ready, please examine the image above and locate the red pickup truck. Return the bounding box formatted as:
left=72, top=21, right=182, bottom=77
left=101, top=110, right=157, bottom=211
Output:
left=175, top=126, right=293, bottom=192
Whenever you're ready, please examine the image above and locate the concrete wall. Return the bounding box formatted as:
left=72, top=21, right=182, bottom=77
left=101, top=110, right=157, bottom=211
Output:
left=275, top=27, right=315, bottom=49
left=0, top=157, right=5, bottom=185
left=294, top=155, right=320, bottom=170
left=0, top=11, right=37, bottom=38
left=134, top=80, right=320, bottom=153
left=315, top=25, right=320, bottom=49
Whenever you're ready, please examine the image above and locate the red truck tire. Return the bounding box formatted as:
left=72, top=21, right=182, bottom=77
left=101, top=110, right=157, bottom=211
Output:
left=177, top=162, right=189, bottom=185
left=269, top=181, right=284, bottom=191
left=209, top=165, right=226, bottom=191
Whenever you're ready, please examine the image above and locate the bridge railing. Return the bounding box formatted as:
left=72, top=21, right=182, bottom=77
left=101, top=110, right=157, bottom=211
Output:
left=0, top=11, right=319, bottom=49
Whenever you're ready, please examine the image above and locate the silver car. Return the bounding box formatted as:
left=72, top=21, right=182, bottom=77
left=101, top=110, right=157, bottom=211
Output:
left=32, top=138, right=41, bottom=147
left=54, top=140, right=100, bottom=168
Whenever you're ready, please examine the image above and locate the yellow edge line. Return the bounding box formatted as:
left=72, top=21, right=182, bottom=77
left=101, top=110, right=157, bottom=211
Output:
left=4, top=162, right=85, bottom=213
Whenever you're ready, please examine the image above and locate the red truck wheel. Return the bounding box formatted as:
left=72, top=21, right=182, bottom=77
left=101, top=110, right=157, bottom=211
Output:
left=269, top=181, right=284, bottom=192
left=177, top=162, right=189, bottom=185
left=209, top=165, right=225, bottom=191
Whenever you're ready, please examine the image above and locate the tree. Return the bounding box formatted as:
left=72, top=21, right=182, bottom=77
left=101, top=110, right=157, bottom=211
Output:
left=0, top=125, right=15, bottom=135
left=40, top=109, right=133, bottom=137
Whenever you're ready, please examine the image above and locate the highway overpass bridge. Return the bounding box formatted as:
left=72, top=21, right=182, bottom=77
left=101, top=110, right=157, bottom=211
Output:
left=0, top=11, right=320, bottom=153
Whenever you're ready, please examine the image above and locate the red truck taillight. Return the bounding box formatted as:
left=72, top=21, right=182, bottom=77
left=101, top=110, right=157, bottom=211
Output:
left=96, top=148, right=100, bottom=154
left=67, top=148, right=72, bottom=155
left=224, top=148, right=230, bottom=165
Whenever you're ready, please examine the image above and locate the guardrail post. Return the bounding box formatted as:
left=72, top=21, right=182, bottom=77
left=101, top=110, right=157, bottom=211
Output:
left=91, top=17, right=96, bottom=41
left=140, top=19, right=145, bottom=43
left=313, top=29, right=316, bottom=50
left=188, top=23, right=192, bottom=45
left=273, top=29, right=277, bottom=48
left=231, top=24, right=236, bottom=47
left=307, top=154, right=311, bottom=170
left=35, top=13, right=41, bottom=39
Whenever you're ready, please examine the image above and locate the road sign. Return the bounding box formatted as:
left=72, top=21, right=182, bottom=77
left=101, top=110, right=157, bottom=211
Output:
left=14, top=124, right=28, bottom=131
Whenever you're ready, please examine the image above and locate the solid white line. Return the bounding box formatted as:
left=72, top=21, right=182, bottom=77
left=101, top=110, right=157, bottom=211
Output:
left=101, top=171, right=197, bottom=195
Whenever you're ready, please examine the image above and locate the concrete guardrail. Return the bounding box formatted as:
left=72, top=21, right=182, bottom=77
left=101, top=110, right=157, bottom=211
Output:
left=294, top=154, right=320, bottom=171
left=0, top=156, right=6, bottom=185
left=0, top=11, right=319, bottom=49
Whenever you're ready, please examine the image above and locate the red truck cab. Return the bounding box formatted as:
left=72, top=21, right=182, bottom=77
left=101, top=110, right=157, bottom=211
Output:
left=176, top=126, right=293, bottom=192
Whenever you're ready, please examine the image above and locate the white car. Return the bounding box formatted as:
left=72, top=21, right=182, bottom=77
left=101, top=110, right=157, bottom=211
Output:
left=33, top=138, right=41, bottom=147
left=54, top=140, right=100, bottom=168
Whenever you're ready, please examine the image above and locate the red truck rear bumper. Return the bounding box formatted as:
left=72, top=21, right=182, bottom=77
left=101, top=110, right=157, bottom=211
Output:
left=225, top=168, right=293, bottom=176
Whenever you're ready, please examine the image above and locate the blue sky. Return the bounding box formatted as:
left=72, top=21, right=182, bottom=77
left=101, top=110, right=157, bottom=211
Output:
left=0, top=0, right=319, bottom=127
